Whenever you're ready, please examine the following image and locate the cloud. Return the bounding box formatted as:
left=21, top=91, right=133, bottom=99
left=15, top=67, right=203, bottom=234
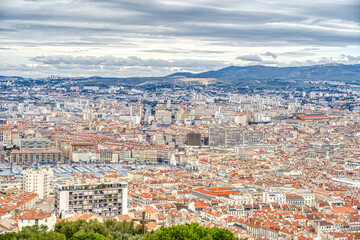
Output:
left=0, top=0, right=359, bottom=77
left=1, top=53, right=359, bottom=78
left=1, top=0, right=359, bottom=47
left=30, top=55, right=228, bottom=69
left=237, top=54, right=263, bottom=62
left=262, top=52, right=278, bottom=59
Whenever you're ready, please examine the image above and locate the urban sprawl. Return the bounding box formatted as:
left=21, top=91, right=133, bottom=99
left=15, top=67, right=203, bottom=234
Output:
left=0, top=76, right=360, bottom=239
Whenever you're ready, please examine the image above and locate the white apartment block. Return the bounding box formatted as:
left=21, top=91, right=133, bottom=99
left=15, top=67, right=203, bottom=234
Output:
left=21, top=167, right=53, bottom=199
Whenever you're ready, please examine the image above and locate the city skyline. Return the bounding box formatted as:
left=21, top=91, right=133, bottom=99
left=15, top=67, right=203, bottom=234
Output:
left=1, top=0, right=359, bottom=77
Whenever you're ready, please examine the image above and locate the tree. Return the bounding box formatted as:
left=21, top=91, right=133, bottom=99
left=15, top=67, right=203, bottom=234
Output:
left=69, top=233, right=109, bottom=240
left=0, top=219, right=143, bottom=240
left=143, top=223, right=239, bottom=240
left=0, top=225, right=66, bottom=240
left=55, top=219, right=143, bottom=240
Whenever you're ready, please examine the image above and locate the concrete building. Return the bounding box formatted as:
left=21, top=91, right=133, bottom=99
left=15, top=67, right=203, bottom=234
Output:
left=0, top=128, right=11, bottom=146
left=209, top=126, right=263, bottom=148
left=21, top=167, right=54, bottom=199
left=155, top=109, right=172, bottom=124
left=10, top=150, right=63, bottom=165
left=263, top=191, right=286, bottom=204
left=20, top=139, right=51, bottom=150
left=54, top=177, right=128, bottom=217
left=187, top=132, right=201, bottom=146
left=0, top=175, right=21, bottom=193
left=132, top=148, right=157, bottom=164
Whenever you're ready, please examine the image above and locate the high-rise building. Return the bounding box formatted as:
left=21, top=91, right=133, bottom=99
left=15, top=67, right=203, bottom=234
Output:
left=21, top=167, right=54, bottom=199
left=54, top=175, right=128, bottom=217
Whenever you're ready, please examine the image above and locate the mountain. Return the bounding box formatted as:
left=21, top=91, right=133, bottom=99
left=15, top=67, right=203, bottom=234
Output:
left=1, top=64, right=359, bottom=89
left=168, top=64, right=360, bottom=82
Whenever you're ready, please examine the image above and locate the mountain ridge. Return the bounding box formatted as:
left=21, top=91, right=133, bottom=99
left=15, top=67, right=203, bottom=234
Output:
left=167, top=64, right=360, bottom=81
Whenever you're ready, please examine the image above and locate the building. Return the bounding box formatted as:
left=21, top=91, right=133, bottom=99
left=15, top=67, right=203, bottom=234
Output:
left=167, top=209, right=198, bottom=225
left=10, top=149, right=63, bottom=165
left=18, top=209, right=56, bottom=231
left=285, top=193, right=305, bottom=207
left=155, top=109, right=172, bottom=124
left=69, top=143, right=98, bottom=161
left=130, top=105, right=142, bottom=118
left=20, top=139, right=51, bottom=150
left=209, top=126, right=263, bottom=148
left=192, top=187, right=240, bottom=199
left=21, top=167, right=54, bottom=199
left=0, top=128, right=11, bottom=146
left=187, top=133, right=201, bottom=146
left=0, top=192, right=39, bottom=217
left=263, top=191, right=286, bottom=204
left=132, top=148, right=157, bottom=164
left=54, top=175, right=128, bottom=217
left=332, top=178, right=360, bottom=188
left=130, top=192, right=153, bottom=206
left=0, top=175, right=21, bottom=193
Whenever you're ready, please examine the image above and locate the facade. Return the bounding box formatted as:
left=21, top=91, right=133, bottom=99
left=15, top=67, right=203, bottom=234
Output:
left=187, top=133, right=201, bottom=146
left=209, top=126, right=263, bottom=148
left=263, top=191, right=286, bottom=204
left=155, top=109, right=172, bottom=124
left=21, top=167, right=54, bottom=199
left=132, top=148, right=157, bottom=163
left=20, top=139, right=51, bottom=150
left=130, top=105, right=142, bottom=118
left=54, top=180, right=128, bottom=217
left=69, top=143, right=98, bottom=161
left=0, top=128, right=11, bottom=146
left=117, top=150, right=131, bottom=163
left=10, top=150, right=63, bottom=165
left=285, top=194, right=305, bottom=207
left=18, top=209, right=56, bottom=231
left=0, top=175, right=21, bottom=193
left=129, top=192, right=152, bottom=206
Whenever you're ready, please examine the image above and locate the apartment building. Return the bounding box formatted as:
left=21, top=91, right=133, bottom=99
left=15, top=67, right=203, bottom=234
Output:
left=209, top=126, right=263, bottom=148
left=129, top=192, right=153, bottom=206
left=155, top=109, right=172, bottom=124
left=21, top=167, right=53, bottom=199
left=54, top=178, right=128, bottom=217
left=132, top=148, right=157, bottom=164
left=0, top=128, right=11, bottom=146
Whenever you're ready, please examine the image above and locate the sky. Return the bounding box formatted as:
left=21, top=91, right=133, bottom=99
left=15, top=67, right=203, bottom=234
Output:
left=0, top=0, right=360, bottom=78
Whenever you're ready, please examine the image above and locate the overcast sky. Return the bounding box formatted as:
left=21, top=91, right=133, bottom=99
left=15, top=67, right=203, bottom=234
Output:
left=1, top=0, right=359, bottom=77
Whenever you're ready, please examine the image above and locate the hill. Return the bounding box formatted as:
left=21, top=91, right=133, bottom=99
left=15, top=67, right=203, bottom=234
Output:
left=168, top=64, right=360, bottom=82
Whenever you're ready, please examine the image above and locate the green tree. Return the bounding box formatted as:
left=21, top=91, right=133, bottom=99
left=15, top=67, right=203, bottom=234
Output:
left=0, top=219, right=144, bottom=240
left=70, top=233, right=109, bottom=240
left=55, top=219, right=143, bottom=240
left=0, top=225, right=66, bottom=240
left=143, top=223, right=238, bottom=240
